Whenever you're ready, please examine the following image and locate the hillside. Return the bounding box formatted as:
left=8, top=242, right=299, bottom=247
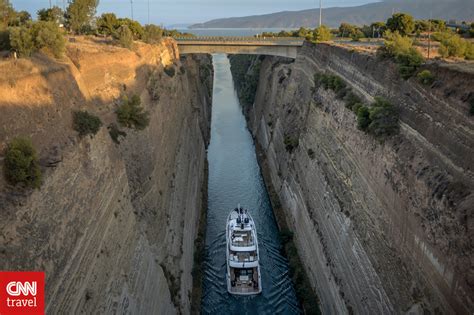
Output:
left=190, top=0, right=473, bottom=28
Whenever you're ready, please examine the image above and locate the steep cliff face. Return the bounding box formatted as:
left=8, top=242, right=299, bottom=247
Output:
left=238, top=43, right=473, bottom=314
left=0, top=38, right=212, bottom=314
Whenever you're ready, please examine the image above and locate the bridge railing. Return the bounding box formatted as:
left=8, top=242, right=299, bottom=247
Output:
left=174, top=36, right=305, bottom=42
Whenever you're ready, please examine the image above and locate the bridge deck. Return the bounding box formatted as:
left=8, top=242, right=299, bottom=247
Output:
left=175, top=37, right=304, bottom=46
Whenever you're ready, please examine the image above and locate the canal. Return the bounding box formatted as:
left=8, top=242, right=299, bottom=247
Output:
left=201, top=54, right=300, bottom=314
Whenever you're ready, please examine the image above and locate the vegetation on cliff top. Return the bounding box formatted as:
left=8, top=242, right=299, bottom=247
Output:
left=4, top=137, right=42, bottom=189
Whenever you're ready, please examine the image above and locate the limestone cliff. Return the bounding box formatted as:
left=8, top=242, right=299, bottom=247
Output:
left=234, top=43, right=473, bottom=314
left=0, top=38, right=212, bottom=314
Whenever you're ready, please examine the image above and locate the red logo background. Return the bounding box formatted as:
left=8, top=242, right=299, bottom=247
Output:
left=0, top=272, right=44, bottom=315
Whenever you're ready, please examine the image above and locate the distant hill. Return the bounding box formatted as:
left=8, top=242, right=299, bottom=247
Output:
left=190, top=0, right=473, bottom=29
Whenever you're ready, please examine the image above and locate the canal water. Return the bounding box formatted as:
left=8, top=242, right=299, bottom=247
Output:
left=201, top=54, right=300, bottom=314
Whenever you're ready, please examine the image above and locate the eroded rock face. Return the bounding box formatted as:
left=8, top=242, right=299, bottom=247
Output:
left=0, top=39, right=212, bottom=314
left=241, top=43, right=473, bottom=314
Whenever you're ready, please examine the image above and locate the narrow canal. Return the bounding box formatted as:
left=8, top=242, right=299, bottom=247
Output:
left=201, top=54, right=300, bottom=314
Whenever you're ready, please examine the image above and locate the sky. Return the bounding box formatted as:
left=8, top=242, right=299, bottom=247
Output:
left=10, top=0, right=380, bottom=26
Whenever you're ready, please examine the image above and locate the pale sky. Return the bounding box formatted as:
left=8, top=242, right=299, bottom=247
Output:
left=11, top=0, right=380, bottom=26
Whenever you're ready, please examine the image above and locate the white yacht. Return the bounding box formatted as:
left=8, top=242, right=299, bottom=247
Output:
left=226, top=205, right=262, bottom=295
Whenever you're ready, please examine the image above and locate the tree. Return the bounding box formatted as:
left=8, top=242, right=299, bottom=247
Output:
left=66, top=0, right=99, bottom=34
left=1, top=0, right=14, bottom=28
left=9, top=25, right=34, bottom=57
left=438, top=34, right=473, bottom=59
left=96, top=12, right=118, bottom=35
left=115, top=24, right=133, bottom=48
left=339, top=23, right=358, bottom=38
left=37, top=6, right=63, bottom=24
left=4, top=137, right=42, bottom=188
left=386, top=13, right=415, bottom=36
left=143, top=24, right=163, bottom=44
left=368, top=97, right=399, bottom=138
left=117, top=18, right=143, bottom=39
left=33, top=21, right=65, bottom=58
left=116, top=94, right=150, bottom=130
left=313, top=25, right=332, bottom=42
left=72, top=110, right=102, bottom=136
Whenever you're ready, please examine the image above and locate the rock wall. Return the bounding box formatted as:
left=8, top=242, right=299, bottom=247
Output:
left=0, top=38, right=212, bottom=314
left=240, top=43, right=473, bottom=314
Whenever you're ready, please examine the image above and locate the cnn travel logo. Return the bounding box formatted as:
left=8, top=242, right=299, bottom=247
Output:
left=0, top=272, right=44, bottom=315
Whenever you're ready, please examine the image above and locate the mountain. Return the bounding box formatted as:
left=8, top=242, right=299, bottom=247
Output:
left=190, top=0, right=473, bottom=29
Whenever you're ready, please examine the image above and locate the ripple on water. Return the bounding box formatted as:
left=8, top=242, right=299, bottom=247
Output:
left=201, top=54, right=300, bottom=314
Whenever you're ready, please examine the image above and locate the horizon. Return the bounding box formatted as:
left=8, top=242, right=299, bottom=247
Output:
left=10, top=0, right=381, bottom=27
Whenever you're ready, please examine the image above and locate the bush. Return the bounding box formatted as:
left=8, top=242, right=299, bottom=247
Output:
left=284, top=135, right=299, bottom=153
left=386, top=13, right=415, bottom=36
left=344, top=92, right=361, bottom=110
left=417, top=70, right=435, bottom=85
left=72, top=110, right=102, bottom=137
left=367, top=97, right=399, bottom=138
left=116, top=94, right=150, bottom=130
left=438, top=34, right=474, bottom=60
left=379, top=31, right=424, bottom=79
left=9, top=25, right=34, bottom=57
left=96, top=13, right=118, bottom=36
left=313, top=25, right=332, bottom=42
left=143, top=24, right=163, bottom=44
left=4, top=137, right=42, bottom=188
left=116, top=24, right=133, bottom=49
left=0, top=27, right=10, bottom=50
left=107, top=123, right=127, bottom=144
left=164, top=64, right=176, bottom=77
left=9, top=21, right=65, bottom=58
left=357, top=106, right=371, bottom=131
left=33, top=21, right=65, bottom=58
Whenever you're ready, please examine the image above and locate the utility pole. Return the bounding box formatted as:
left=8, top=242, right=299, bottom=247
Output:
left=130, top=0, right=134, bottom=21
left=49, top=0, right=52, bottom=8
left=148, top=0, right=150, bottom=24
left=319, top=0, right=322, bottom=27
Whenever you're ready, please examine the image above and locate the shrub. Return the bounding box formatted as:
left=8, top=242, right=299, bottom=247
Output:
left=164, top=65, right=176, bottom=77
left=4, top=137, right=42, bottom=188
left=66, top=0, right=99, bottom=34
left=0, top=27, right=10, bottom=50
left=116, top=24, right=133, bottom=49
left=33, top=21, right=65, bottom=58
left=313, top=25, right=332, bottom=42
left=357, top=106, right=371, bottom=131
left=284, top=135, right=299, bottom=153
left=344, top=92, right=361, bottom=110
left=9, top=25, right=34, bottom=57
left=386, top=13, right=415, bottom=36
left=352, top=102, right=364, bottom=114
left=379, top=31, right=424, bottom=79
left=417, top=70, right=435, bottom=85
left=107, top=123, right=127, bottom=144
left=96, top=13, right=118, bottom=36
left=367, top=97, right=399, bottom=138
left=396, top=48, right=424, bottom=79
left=438, top=34, right=474, bottom=60
left=143, top=24, right=163, bottom=44
left=116, top=94, right=150, bottom=130
left=72, top=110, right=102, bottom=137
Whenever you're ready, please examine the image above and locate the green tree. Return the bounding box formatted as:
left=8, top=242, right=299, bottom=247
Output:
left=117, top=18, right=143, bottom=39
left=438, top=34, right=472, bottom=59
left=368, top=97, right=399, bottom=138
left=313, top=25, right=332, bottom=42
left=37, top=6, right=63, bottom=23
left=386, top=13, right=415, bottom=35
left=96, top=12, right=118, bottom=35
left=4, top=137, right=42, bottom=188
left=417, top=70, right=435, bottom=85
left=115, top=24, right=133, bottom=48
left=116, top=94, right=150, bottom=130
left=143, top=24, right=163, bottom=44
left=73, top=110, right=102, bottom=136
left=9, top=25, right=34, bottom=57
left=33, top=21, right=65, bottom=58
left=0, top=0, right=15, bottom=28
left=357, top=106, right=371, bottom=131
left=66, top=0, right=99, bottom=34
left=339, top=23, right=358, bottom=38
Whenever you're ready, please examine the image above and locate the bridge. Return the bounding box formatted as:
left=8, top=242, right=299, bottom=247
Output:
left=175, top=37, right=305, bottom=59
